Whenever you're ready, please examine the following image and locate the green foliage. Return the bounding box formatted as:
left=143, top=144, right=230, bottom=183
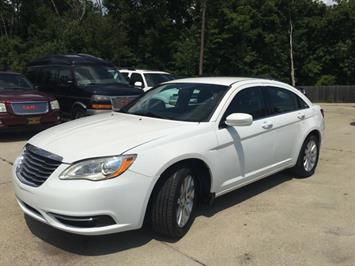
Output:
left=316, top=75, right=337, bottom=85
left=0, top=0, right=353, bottom=85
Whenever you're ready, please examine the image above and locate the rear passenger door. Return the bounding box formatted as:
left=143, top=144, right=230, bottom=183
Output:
left=264, top=86, right=308, bottom=165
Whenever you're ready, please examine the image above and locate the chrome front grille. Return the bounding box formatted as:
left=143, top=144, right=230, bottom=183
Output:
left=17, top=144, right=62, bottom=187
left=11, top=101, right=49, bottom=115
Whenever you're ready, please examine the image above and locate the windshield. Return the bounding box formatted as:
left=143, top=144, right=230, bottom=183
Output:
left=0, top=73, right=33, bottom=90
left=74, top=65, right=129, bottom=86
left=144, top=73, right=175, bottom=87
left=121, top=83, right=229, bottom=122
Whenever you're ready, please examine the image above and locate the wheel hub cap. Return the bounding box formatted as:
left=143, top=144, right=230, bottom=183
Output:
left=303, top=140, right=318, bottom=172
left=176, top=175, right=195, bottom=228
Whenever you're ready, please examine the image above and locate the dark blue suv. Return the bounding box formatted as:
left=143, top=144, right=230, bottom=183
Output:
left=26, top=54, right=143, bottom=119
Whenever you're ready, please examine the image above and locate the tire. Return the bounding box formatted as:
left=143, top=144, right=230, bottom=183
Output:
left=72, top=106, right=86, bottom=120
left=292, top=134, right=320, bottom=178
left=151, top=167, right=197, bottom=238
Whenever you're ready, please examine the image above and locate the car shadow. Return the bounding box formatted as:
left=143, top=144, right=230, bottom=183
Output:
left=0, top=132, right=37, bottom=142
left=350, top=121, right=355, bottom=126
left=197, top=171, right=292, bottom=218
left=25, top=171, right=293, bottom=255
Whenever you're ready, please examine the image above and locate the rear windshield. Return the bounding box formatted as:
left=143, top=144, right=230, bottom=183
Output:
left=0, top=73, right=33, bottom=90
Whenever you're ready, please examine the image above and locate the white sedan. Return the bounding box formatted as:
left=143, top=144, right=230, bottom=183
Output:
left=12, top=77, right=324, bottom=238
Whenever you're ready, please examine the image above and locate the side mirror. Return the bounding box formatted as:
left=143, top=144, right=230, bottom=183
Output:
left=134, top=81, right=143, bottom=88
left=225, top=113, right=253, bottom=127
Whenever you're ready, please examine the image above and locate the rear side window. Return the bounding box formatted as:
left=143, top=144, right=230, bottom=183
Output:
left=298, top=97, right=309, bottom=109
left=266, top=87, right=299, bottom=115
left=26, top=68, right=38, bottom=84
left=223, top=87, right=268, bottom=121
left=41, top=67, right=57, bottom=87
left=58, top=67, right=72, bottom=84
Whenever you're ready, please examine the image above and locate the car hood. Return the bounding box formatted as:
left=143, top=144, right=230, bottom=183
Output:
left=0, top=89, right=51, bottom=102
left=28, top=112, right=198, bottom=163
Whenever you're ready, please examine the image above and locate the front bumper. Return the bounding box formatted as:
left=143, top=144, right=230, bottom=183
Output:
left=0, top=111, right=60, bottom=132
left=12, top=159, right=154, bottom=235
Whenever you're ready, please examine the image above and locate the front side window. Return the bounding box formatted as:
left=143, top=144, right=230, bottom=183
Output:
left=144, top=73, right=175, bottom=87
left=121, top=83, right=229, bottom=122
left=223, top=87, right=268, bottom=121
left=129, top=73, right=144, bottom=86
left=0, top=73, right=33, bottom=90
left=267, top=86, right=299, bottom=115
left=74, top=65, right=129, bottom=86
left=120, top=72, right=130, bottom=81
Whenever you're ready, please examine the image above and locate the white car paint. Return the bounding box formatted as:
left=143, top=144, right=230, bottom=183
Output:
left=12, top=77, right=324, bottom=235
left=120, top=69, right=174, bottom=91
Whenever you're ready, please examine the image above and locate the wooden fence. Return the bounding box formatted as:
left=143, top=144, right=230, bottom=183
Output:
left=299, top=86, right=355, bottom=103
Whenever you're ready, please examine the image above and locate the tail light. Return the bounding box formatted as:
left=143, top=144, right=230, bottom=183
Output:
left=320, top=108, right=324, bottom=118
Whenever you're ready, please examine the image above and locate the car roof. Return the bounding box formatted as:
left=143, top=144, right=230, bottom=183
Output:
left=162, top=77, right=260, bottom=86
left=27, top=54, right=113, bottom=67
left=120, top=69, right=170, bottom=74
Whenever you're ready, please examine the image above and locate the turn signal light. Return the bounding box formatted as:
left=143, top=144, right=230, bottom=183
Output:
left=91, top=104, right=112, bottom=110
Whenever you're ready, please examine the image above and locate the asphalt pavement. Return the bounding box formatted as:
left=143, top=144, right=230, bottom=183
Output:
left=0, top=103, right=354, bottom=265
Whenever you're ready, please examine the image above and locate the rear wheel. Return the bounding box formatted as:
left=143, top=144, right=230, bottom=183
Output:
left=292, top=135, right=320, bottom=178
left=72, top=106, right=86, bottom=120
left=151, top=167, right=197, bottom=238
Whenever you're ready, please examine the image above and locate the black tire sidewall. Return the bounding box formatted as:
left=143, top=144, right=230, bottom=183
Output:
left=72, top=106, right=86, bottom=119
left=171, top=168, right=198, bottom=237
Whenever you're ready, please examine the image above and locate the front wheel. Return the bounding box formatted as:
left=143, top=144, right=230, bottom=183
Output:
left=292, top=135, right=320, bottom=178
left=72, top=106, right=86, bottom=120
left=151, top=168, right=197, bottom=238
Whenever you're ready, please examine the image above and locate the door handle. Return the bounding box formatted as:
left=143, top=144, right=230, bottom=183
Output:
left=262, top=121, right=273, bottom=129
left=297, top=113, right=306, bottom=120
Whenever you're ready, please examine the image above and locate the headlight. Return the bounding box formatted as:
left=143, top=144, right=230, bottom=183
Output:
left=0, top=103, right=7, bottom=113
left=59, top=155, right=137, bottom=181
left=50, top=100, right=60, bottom=110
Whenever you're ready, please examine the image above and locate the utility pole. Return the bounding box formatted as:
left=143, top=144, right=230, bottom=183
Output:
left=199, top=0, right=206, bottom=76
left=289, top=15, right=296, bottom=87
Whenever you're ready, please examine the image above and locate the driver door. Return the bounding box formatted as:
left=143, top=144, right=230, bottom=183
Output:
left=214, top=86, right=276, bottom=194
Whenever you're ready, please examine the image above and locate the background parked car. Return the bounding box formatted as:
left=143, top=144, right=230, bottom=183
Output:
left=0, top=71, right=60, bottom=132
left=26, top=54, right=143, bottom=119
left=120, top=68, right=175, bottom=91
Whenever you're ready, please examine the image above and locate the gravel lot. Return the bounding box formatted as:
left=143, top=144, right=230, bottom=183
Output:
left=0, top=103, right=354, bottom=266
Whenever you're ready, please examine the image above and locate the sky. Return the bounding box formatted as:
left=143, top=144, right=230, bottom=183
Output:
left=322, top=0, right=336, bottom=5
